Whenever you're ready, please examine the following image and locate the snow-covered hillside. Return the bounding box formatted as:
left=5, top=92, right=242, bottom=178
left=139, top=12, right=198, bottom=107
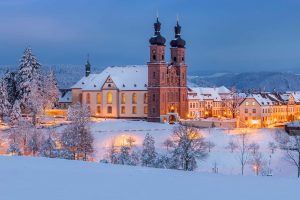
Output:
left=52, top=119, right=296, bottom=177
left=0, top=156, right=299, bottom=200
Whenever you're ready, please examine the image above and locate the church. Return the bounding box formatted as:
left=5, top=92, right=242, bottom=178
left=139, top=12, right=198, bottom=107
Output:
left=70, top=18, right=188, bottom=123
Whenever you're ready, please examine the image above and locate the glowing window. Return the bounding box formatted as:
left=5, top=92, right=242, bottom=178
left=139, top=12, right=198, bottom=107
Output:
left=107, top=92, right=112, bottom=104
left=132, top=106, right=137, bottom=114
left=121, top=106, right=125, bottom=114
left=97, top=106, right=101, bottom=114
left=252, top=102, right=256, bottom=106
left=86, top=93, right=90, bottom=104
left=96, top=93, right=101, bottom=104
left=144, top=93, right=148, bottom=104
left=245, top=102, right=249, bottom=106
left=144, top=106, right=148, bottom=114
left=121, top=93, right=126, bottom=104
left=132, top=93, right=137, bottom=104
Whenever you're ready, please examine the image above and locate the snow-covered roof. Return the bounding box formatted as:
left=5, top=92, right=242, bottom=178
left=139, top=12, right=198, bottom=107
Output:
left=59, top=90, right=72, bottom=103
left=244, top=92, right=290, bottom=106
left=71, top=65, right=148, bottom=91
left=188, top=86, right=230, bottom=101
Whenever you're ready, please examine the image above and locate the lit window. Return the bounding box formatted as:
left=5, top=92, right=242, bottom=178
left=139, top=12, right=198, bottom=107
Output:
left=252, top=102, right=256, bottom=106
left=144, top=106, right=148, bottom=114
left=132, top=106, right=137, bottom=114
left=121, top=93, right=126, bottom=104
left=144, top=93, right=148, bottom=104
left=132, top=93, right=137, bottom=104
left=121, top=106, right=125, bottom=114
left=97, top=106, right=101, bottom=114
left=107, top=106, right=112, bottom=114
left=86, top=93, right=90, bottom=104
left=79, top=93, right=82, bottom=104
left=96, top=93, right=101, bottom=104
left=245, top=102, right=249, bottom=106
left=107, top=92, right=113, bottom=104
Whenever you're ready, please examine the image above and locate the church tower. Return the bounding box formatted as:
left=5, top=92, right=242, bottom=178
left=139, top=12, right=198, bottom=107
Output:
left=147, top=17, right=168, bottom=122
left=147, top=17, right=188, bottom=122
left=169, top=20, right=188, bottom=119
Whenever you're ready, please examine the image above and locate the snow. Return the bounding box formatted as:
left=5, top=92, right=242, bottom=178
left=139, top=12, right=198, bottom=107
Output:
left=71, top=65, right=148, bottom=91
left=188, top=86, right=230, bottom=101
left=0, top=156, right=299, bottom=200
left=286, top=120, right=300, bottom=127
left=56, top=119, right=294, bottom=177
left=58, top=90, right=72, bottom=103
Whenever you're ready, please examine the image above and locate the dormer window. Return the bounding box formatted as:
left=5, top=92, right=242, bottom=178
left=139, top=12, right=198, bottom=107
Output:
left=123, top=84, right=125, bottom=87
left=134, top=84, right=137, bottom=87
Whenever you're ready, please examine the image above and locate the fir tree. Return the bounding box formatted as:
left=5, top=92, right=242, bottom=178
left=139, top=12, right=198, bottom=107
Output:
left=40, top=135, right=56, bottom=158
left=42, top=69, right=59, bottom=110
left=0, top=78, right=11, bottom=120
left=141, top=133, right=157, bottom=167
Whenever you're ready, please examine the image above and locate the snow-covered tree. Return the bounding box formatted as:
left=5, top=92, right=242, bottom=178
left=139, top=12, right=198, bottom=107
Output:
left=248, top=142, right=260, bottom=155
left=141, top=133, right=157, bottom=167
left=163, top=138, right=174, bottom=151
left=0, top=78, right=11, bottom=120
left=116, top=146, right=132, bottom=165
left=61, top=104, right=93, bottom=160
left=236, top=132, right=250, bottom=176
left=107, top=140, right=118, bottom=164
left=16, top=48, right=42, bottom=102
left=126, top=136, right=136, bottom=148
left=250, top=152, right=266, bottom=176
left=154, top=154, right=170, bottom=169
left=40, top=135, right=56, bottom=158
left=10, top=100, right=21, bottom=125
left=225, top=140, right=238, bottom=153
left=169, top=125, right=208, bottom=171
left=42, top=69, right=59, bottom=110
left=206, top=140, right=216, bottom=152
left=276, top=131, right=300, bottom=178
left=268, top=142, right=277, bottom=154
left=3, top=71, right=17, bottom=106
left=27, top=129, right=43, bottom=156
left=7, top=143, right=21, bottom=156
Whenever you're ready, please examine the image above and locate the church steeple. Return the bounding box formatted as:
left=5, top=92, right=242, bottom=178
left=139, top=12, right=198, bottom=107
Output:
left=170, top=19, right=186, bottom=48
left=149, top=17, right=166, bottom=46
left=85, top=55, right=91, bottom=77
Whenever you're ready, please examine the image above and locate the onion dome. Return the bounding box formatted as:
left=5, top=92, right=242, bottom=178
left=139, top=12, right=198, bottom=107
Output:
left=170, top=21, right=186, bottom=48
left=149, top=17, right=166, bottom=46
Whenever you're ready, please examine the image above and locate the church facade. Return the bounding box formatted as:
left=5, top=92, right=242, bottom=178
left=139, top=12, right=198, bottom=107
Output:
left=70, top=18, right=188, bottom=122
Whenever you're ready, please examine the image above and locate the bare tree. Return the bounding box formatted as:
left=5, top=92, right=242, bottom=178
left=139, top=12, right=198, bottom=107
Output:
left=275, top=131, right=300, bottom=178
left=236, top=132, right=250, bottom=176
left=163, top=138, right=174, bottom=151
left=206, top=140, right=215, bottom=152
left=250, top=152, right=266, bottom=176
left=224, top=87, right=240, bottom=118
left=248, top=142, right=260, bottom=155
left=126, top=136, right=136, bottom=148
left=268, top=142, right=277, bottom=154
left=225, top=140, right=238, bottom=153
left=169, top=125, right=208, bottom=171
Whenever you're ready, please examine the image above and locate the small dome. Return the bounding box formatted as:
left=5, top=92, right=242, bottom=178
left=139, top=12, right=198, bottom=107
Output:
left=149, top=17, right=166, bottom=46
left=170, top=21, right=186, bottom=48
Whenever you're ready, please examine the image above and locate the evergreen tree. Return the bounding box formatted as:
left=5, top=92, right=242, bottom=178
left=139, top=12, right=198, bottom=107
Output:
left=16, top=48, right=42, bottom=102
left=40, top=135, right=56, bottom=158
left=3, top=71, right=17, bottom=106
left=10, top=100, right=21, bottom=125
left=7, top=143, right=21, bottom=156
left=0, top=78, right=11, bottom=120
left=42, top=69, right=59, bottom=110
left=141, top=133, right=157, bottom=167
left=61, top=104, right=93, bottom=160
left=116, top=146, right=132, bottom=165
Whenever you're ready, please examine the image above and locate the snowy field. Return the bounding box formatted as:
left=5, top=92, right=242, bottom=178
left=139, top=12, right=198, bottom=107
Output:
left=0, top=156, right=299, bottom=200
left=54, top=119, right=297, bottom=177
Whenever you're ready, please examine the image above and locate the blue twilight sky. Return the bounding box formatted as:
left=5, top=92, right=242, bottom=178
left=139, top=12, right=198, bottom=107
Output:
left=1, top=0, right=300, bottom=73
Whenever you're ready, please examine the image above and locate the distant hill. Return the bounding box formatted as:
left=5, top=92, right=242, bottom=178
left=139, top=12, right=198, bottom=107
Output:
left=188, top=72, right=300, bottom=92
left=2, top=64, right=300, bottom=91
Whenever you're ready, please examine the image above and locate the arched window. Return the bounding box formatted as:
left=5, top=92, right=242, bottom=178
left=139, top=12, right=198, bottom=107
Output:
left=132, top=106, right=137, bottom=114
left=121, top=93, right=126, bottom=104
left=107, top=92, right=112, bottom=104
left=86, top=93, right=90, bottom=104
left=144, top=93, right=148, bottom=104
left=132, top=93, right=137, bottom=104
left=79, top=93, right=82, bottom=104
left=96, top=93, right=101, bottom=104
